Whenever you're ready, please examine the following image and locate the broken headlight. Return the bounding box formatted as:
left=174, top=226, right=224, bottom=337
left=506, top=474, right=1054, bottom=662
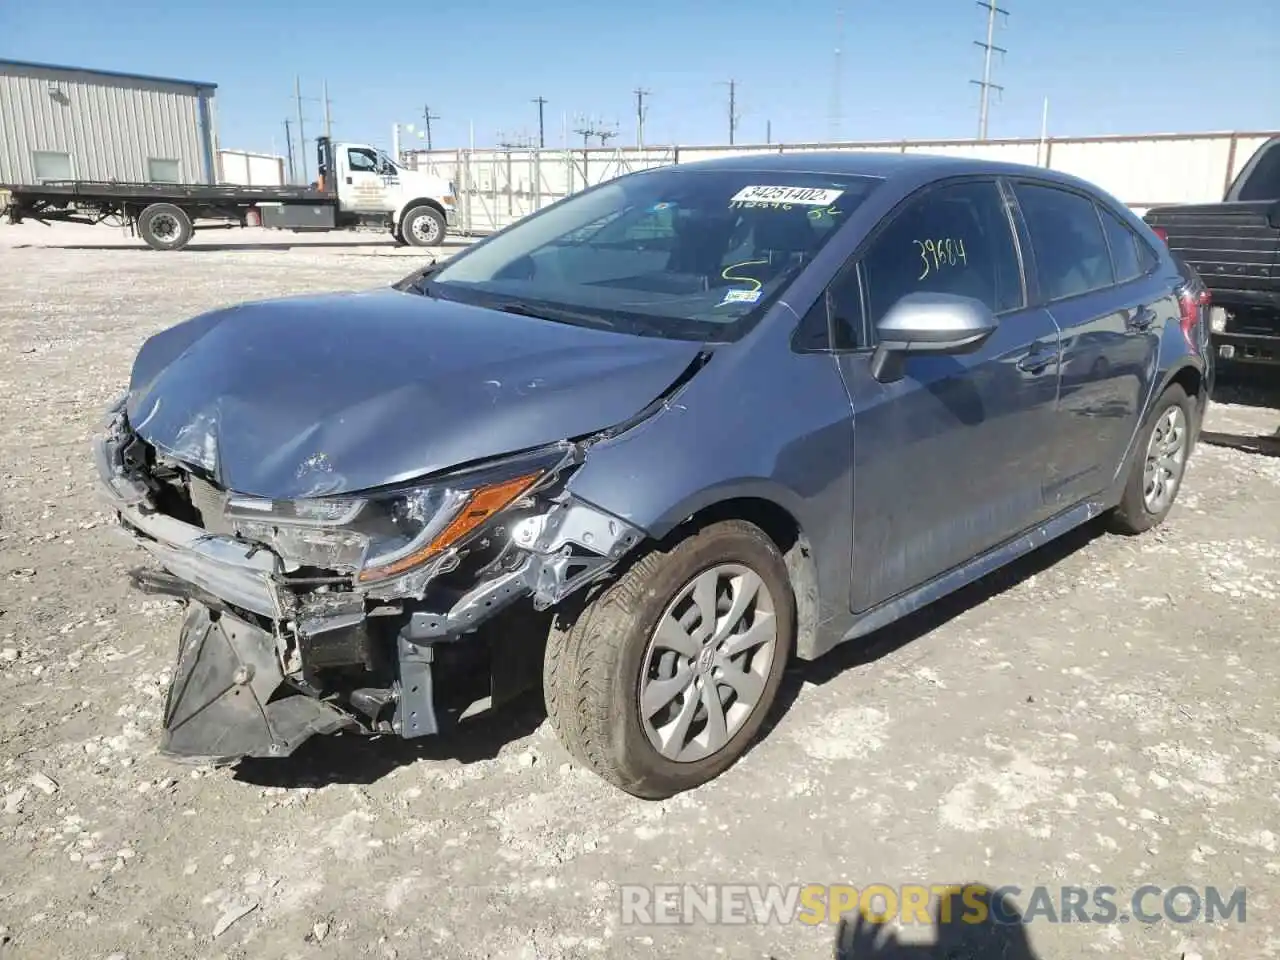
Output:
left=224, top=445, right=567, bottom=581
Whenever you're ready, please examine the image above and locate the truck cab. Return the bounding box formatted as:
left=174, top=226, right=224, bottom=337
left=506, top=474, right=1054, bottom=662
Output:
left=323, top=139, right=456, bottom=246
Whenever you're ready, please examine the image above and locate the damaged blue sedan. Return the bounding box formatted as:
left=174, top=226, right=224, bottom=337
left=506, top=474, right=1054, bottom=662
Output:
left=95, top=152, right=1213, bottom=798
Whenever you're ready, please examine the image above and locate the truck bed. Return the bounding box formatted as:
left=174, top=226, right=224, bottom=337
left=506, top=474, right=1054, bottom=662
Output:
left=1144, top=201, right=1280, bottom=307
left=2, top=180, right=331, bottom=205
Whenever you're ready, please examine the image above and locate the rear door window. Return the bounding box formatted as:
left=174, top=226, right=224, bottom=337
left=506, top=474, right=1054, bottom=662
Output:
left=1014, top=182, right=1116, bottom=302
left=860, top=179, right=1023, bottom=327
left=1097, top=205, right=1144, bottom=283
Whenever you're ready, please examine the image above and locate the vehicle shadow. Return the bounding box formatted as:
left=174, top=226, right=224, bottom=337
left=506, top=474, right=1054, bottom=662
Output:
left=1199, top=367, right=1280, bottom=457
left=764, top=518, right=1105, bottom=729
left=1212, top=366, right=1280, bottom=410
left=232, top=689, right=548, bottom=789
left=235, top=519, right=1106, bottom=790
left=1199, top=428, right=1280, bottom=457
left=831, top=885, right=1041, bottom=959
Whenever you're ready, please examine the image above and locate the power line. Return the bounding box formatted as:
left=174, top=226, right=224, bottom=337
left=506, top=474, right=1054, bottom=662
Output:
left=970, top=0, right=1008, bottom=140
left=531, top=96, right=548, bottom=148
left=634, top=88, right=651, bottom=148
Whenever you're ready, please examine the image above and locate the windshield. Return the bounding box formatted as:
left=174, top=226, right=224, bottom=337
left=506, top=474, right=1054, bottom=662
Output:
left=423, top=166, right=882, bottom=340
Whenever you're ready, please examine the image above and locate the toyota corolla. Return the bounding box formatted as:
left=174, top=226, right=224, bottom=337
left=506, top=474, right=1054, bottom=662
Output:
left=94, top=152, right=1212, bottom=798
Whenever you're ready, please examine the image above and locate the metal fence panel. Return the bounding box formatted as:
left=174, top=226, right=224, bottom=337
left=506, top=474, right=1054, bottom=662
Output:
left=407, top=130, right=1277, bottom=236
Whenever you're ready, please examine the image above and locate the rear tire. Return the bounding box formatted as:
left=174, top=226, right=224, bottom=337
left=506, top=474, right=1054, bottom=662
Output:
left=543, top=520, right=795, bottom=799
left=137, top=203, right=193, bottom=251
left=1109, top=383, right=1194, bottom=534
left=400, top=205, right=446, bottom=247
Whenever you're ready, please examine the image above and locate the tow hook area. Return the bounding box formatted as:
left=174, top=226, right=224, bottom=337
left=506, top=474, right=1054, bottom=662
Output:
left=161, top=604, right=353, bottom=763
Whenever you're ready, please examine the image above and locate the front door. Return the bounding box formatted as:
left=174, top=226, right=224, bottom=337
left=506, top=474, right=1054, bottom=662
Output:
left=343, top=146, right=393, bottom=214
left=831, top=178, right=1062, bottom=613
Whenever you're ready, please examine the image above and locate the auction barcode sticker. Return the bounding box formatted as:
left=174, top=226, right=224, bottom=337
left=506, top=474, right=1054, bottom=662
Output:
left=729, top=185, right=843, bottom=206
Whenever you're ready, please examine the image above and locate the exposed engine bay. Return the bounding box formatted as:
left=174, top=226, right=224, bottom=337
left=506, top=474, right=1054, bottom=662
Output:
left=93, top=396, right=646, bottom=763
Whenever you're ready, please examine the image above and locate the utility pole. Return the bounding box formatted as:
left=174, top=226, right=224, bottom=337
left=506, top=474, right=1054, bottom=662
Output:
left=294, top=75, right=308, bottom=181
left=633, top=87, right=650, bottom=148
left=970, top=0, right=1008, bottom=140
left=322, top=80, right=333, bottom=138
left=723, top=79, right=738, bottom=145
left=283, top=118, right=296, bottom=183
left=422, top=105, right=440, bottom=150
left=572, top=115, right=598, bottom=147
left=531, top=96, right=548, bottom=148
left=766, top=119, right=772, bottom=145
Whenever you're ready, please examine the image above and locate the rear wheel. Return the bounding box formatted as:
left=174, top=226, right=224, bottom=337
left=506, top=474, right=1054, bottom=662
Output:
left=543, top=520, right=795, bottom=799
left=1109, top=383, right=1194, bottom=534
left=400, top=205, right=446, bottom=247
left=137, top=202, right=193, bottom=251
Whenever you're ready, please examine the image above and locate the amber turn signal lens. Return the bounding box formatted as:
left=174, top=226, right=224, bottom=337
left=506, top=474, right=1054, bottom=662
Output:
left=356, top=472, right=542, bottom=582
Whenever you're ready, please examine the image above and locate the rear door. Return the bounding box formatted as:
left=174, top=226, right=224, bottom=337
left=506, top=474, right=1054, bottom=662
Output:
left=829, top=177, right=1063, bottom=613
left=1010, top=180, right=1163, bottom=506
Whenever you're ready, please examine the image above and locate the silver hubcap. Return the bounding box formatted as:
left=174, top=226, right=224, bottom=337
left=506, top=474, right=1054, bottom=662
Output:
left=411, top=214, right=440, bottom=244
left=1143, top=405, right=1187, bottom=514
left=152, top=214, right=178, bottom=242
left=638, top=564, right=778, bottom=763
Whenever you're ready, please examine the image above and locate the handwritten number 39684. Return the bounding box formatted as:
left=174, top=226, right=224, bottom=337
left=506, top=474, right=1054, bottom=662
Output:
left=914, top=238, right=968, bottom=280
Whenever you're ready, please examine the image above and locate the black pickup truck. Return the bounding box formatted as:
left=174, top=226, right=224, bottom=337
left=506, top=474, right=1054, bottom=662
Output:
left=1145, top=136, right=1280, bottom=370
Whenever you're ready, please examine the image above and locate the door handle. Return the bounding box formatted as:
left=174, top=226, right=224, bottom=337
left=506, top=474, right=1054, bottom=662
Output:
left=1016, top=349, right=1060, bottom=373
left=345, top=176, right=353, bottom=184
left=1127, top=306, right=1157, bottom=332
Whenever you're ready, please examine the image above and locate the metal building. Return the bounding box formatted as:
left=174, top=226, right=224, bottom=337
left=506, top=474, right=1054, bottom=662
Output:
left=0, top=59, right=217, bottom=187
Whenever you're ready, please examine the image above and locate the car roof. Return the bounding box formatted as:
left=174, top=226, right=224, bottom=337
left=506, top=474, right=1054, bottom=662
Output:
left=657, top=149, right=1101, bottom=195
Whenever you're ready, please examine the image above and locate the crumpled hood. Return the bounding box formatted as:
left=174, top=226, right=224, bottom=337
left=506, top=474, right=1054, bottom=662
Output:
left=125, top=288, right=704, bottom=498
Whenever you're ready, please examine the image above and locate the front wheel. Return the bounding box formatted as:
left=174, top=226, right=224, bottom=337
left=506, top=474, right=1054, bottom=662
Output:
left=1109, top=383, right=1194, bottom=534
left=543, top=520, right=795, bottom=799
left=400, top=205, right=446, bottom=247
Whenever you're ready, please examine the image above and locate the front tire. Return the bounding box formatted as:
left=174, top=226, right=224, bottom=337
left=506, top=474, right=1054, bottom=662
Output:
left=544, top=520, right=795, bottom=799
left=400, top=205, right=446, bottom=247
left=1109, top=383, right=1194, bottom=534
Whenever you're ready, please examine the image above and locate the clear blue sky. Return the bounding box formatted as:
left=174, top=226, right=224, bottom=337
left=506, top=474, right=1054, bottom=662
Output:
left=4, top=0, right=1277, bottom=156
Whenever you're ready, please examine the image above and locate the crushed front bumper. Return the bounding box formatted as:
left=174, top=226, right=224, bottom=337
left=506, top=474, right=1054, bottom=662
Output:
left=163, top=604, right=351, bottom=763
left=92, top=401, right=644, bottom=763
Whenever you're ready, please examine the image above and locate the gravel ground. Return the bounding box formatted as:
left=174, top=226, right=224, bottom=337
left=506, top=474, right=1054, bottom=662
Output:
left=1, top=221, right=1278, bottom=960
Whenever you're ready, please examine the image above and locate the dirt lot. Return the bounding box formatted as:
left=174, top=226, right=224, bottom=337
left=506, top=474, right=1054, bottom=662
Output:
left=1, top=222, right=1278, bottom=960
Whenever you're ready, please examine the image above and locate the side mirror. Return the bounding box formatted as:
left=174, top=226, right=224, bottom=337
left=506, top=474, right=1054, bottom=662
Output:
left=869, top=292, right=998, bottom=383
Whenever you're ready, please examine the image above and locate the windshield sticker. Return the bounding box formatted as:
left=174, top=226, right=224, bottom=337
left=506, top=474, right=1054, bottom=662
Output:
left=717, top=288, right=763, bottom=307
left=730, top=185, right=844, bottom=209
left=914, top=237, right=968, bottom=280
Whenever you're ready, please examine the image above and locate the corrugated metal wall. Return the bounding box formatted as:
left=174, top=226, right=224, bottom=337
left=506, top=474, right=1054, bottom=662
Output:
left=216, top=150, right=286, bottom=187
left=0, top=62, right=214, bottom=186
left=408, top=130, right=1279, bottom=236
